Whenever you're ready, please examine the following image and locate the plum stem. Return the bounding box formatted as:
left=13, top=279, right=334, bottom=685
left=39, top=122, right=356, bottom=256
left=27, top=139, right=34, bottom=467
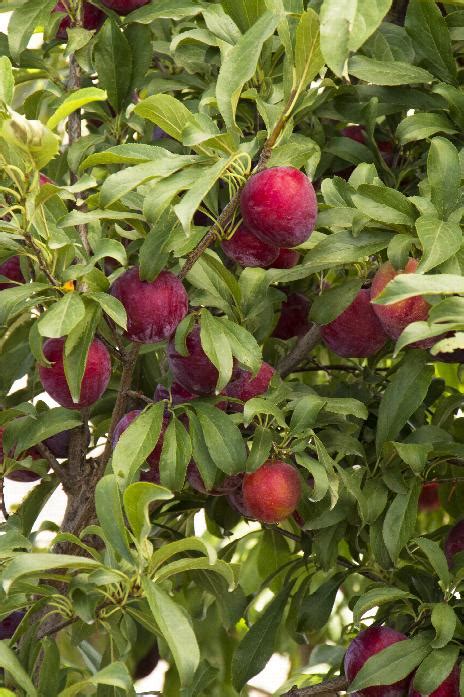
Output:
left=277, top=325, right=322, bottom=378
left=178, top=89, right=298, bottom=281
left=281, top=676, right=348, bottom=697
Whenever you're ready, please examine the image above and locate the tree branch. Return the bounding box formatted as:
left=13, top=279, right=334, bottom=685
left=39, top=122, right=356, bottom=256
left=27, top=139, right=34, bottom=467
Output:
left=35, top=441, right=68, bottom=485
left=0, top=477, right=8, bottom=521
left=277, top=325, right=322, bottom=378
left=178, top=89, right=297, bottom=280
left=281, top=676, right=348, bottom=697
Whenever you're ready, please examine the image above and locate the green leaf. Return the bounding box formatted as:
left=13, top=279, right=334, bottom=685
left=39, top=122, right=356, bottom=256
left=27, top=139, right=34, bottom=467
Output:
left=0, top=56, right=14, bottom=105
left=309, top=279, right=363, bottom=325
left=427, top=137, right=461, bottom=219
left=298, top=573, right=344, bottom=632
left=383, top=479, right=421, bottom=561
left=134, top=94, right=194, bottom=142
left=414, top=537, right=450, bottom=588
left=246, top=426, right=273, bottom=473
left=200, top=309, right=233, bottom=393
left=8, top=407, right=81, bottom=454
left=294, top=10, right=324, bottom=93
left=112, top=403, right=164, bottom=485
left=95, top=475, right=133, bottom=564
left=397, top=113, right=457, bottom=145
left=122, top=0, right=202, bottom=23
left=87, top=292, right=127, bottom=330
left=150, top=537, right=217, bottom=572
left=405, top=0, right=457, bottom=85
left=58, top=662, right=132, bottom=697
left=63, top=299, right=100, bottom=405
left=373, top=274, right=464, bottom=304
left=216, top=317, right=262, bottom=374
left=348, top=55, right=434, bottom=85
left=0, top=641, right=37, bottom=696
left=94, top=19, right=132, bottom=111
left=139, top=209, right=179, bottom=282
left=194, top=403, right=247, bottom=475
left=2, top=554, right=100, bottom=593
left=392, top=442, right=431, bottom=474
left=0, top=282, right=49, bottom=326
left=319, top=0, right=356, bottom=77
left=159, top=417, right=191, bottom=491
left=376, top=352, right=434, bottom=451
left=353, top=587, right=413, bottom=624
left=142, top=577, right=200, bottom=686
left=221, top=0, right=266, bottom=32
left=216, top=11, right=278, bottom=129
left=352, top=184, right=416, bottom=226
left=416, top=217, right=462, bottom=274
left=232, top=584, right=291, bottom=690
left=8, top=0, right=56, bottom=60
left=413, top=646, right=459, bottom=696
left=430, top=603, right=457, bottom=649
left=348, top=634, right=431, bottom=693
left=188, top=412, right=218, bottom=490
left=46, top=88, right=107, bottom=130
left=37, top=292, right=85, bottom=338
left=123, top=482, right=173, bottom=542
left=154, top=557, right=235, bottom=590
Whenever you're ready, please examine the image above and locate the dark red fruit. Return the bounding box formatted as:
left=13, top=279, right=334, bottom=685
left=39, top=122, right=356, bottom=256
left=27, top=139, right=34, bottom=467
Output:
left=409, top=665, right=459, bottom=697
left=444, top=520, right=464, bottom=567
left=38, top=337, right=111, bottom=409
left=371, top=259, right=434, bottom=347
left=242, top=460, right=301, bottom=523
left=240, top=167, right=318, bottom=248
left=54, top=1, right=105, bottom=40
left=110, top=267, right=188, bottom=344
left=0, top=257, right=24, bottom=291
left=44, top=426, right=90, bottom=459
left=342, top=125, right=366, bottom=144
left=221, top=225, right=279, bottom=268
left=224, top=362, right=275, bottom=408
left=273, top=292, right=310, bottom=340
left=344, top=626, right=410, bottom=697
left=101, top=0, right=150, bottom=14
left=154, top=382, right=197, bottom=406
left=418, top=483, right=440, bottom=512
left=112, top=410, right=170, bottom=484
left=268, top=248, right=301, bottom=269
left=0, top=611, right=24, bottom=640
left=0, top=428, right=42, bottom=483
left=434, top=348, right=464, bottom=363
left=187, top=462, right=242, bottom=496
left=39, top=173, right=54, bottom=186
left=167, top=325, right=219, bottom=396
left=134, top=643, right=160, bottom=680
left=228, top=488, right=250, bottom=517
left=321, top=289, right=388, bottom=358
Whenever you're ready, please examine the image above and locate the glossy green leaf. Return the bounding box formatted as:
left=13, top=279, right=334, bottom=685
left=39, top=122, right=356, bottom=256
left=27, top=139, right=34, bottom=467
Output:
left=194, top=403, right=247, bottom=475
left=112, top=403, right=164, bottom=485
left=353, top=587, right=413, bottom=623
left=94, top=19, right=132, bottom=111
left=95, top=475, right=133, bottom=564
left=349, top=55, right=433, bottom=85
left=47, top=88, right=107, bottom=130
left=123, top=482, right=173, bottom=542
left=37, top=292, right=85, bottom=338
left=405, top=0, right=457, bottom=84
left=413, top=646, right=459, bottom=696
left=200, top=309, right=234, bottom=393
left=427, top=137, right=461, bottom=219
left=383, top=479, right=421, bottom=561
left=0, top=642, right=37, bottom=696
left=0, top=57, right=14, bottom=105
left=159, top=417, right=191, bottom=491
left=8, top=0, right=56, bottom=60
left=294, top=10, right=324, bottom=93
left=63, top=299, right=100, bottom=405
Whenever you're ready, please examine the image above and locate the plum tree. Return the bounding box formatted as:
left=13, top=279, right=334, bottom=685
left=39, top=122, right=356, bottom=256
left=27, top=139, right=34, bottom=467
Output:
left=221, top=224, right=279, bottom=268
left=344, top=626, right=411, bottom=697
left=110, top=267, right=188, bottom=343
left=240, top=167, right=318, bottom=247
left=242, top=461, right=301, bottom=523
left=321, top=289, right=388, bottom=358
left=39, top=338, right=111, bottom=409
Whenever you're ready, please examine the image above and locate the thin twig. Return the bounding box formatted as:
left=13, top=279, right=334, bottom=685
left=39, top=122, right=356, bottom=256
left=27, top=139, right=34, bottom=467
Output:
left=277, top=325, right=322, bottom=378
left=99, top=344, right=141, bottom=469
left=281, top=676, right=348, bottom=697
left=178, top=89, right=297, bottom=280
left=0, top=477, right=8, bottom=521
left=126, top=390, right=154, bottom=405
left=23, top=232, right=60, bottom=286
left=35, top=442, right=68, bottom=484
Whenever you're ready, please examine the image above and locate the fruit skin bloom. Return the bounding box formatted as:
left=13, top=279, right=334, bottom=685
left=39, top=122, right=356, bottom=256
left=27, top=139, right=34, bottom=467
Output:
left=408, top=665, right=459, bottom=697
left=222, top=224, right=279, bottom=268
left=321, top=289, right=388, bottom=358
left=370, top=259, right=433, bottom=347
left=344, top=626, right=410, bottom=697
left=240, top=167, right=318, bottom=248
left=39, top=337, right=111, bottom=409
left=224, top=363, right=275, bottom=409
left=242, top=460, right=301, bottom=523
left=110, top=267, right=188, bottom=344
